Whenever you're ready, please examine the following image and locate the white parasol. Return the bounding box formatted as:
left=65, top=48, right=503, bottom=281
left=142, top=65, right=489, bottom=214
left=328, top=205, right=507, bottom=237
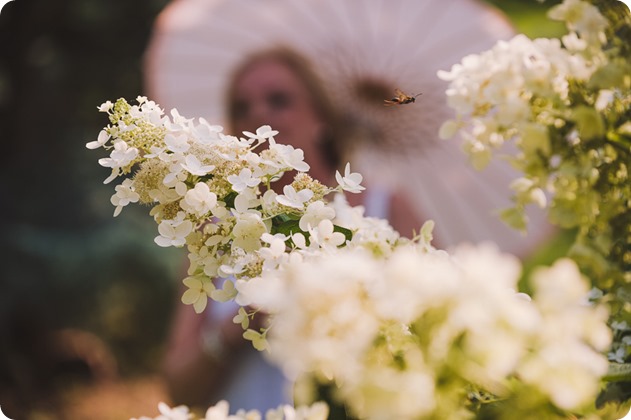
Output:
left=144, top=0, right=553, bottom=256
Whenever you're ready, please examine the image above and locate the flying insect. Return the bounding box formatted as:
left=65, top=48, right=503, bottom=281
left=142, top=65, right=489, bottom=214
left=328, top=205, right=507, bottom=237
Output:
left=384, top=88, right=422, bottom=106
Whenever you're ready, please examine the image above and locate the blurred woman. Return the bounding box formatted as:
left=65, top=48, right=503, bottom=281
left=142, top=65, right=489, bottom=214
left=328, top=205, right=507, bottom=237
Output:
left=160, top=47, right=422, bottom=412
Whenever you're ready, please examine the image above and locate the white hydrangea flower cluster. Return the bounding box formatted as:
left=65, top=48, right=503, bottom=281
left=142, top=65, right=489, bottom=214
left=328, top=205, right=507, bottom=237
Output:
left=131, top=400, right=328, bottom=420
left=437, top=0, right=614, bottom=229
left=438, top=26, right=604, bottom=171
left=244, top=243, right=610, bottom=419
left=90, top=96, right=614, bottom=418
left=437, top=0, right=630, bottom=374
left=87, top=97, right=401, bottom=322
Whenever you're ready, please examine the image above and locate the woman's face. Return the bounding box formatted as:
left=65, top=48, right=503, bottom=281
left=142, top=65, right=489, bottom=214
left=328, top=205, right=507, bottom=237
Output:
left=231, top=58, right=323, bottom=154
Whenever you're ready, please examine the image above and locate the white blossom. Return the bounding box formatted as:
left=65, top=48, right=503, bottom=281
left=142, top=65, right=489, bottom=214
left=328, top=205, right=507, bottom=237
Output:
left=234, top=188, right=260, bottom=213
left=194, top=119, right=223, bottom=144
left=227, top=168, right=261, bottom=193
left=243, top=125, right=279, bottom=142
left=97, top=100, right=113, bottom=112
left=204, top=400, right=230, bottom=420
left=259, top=233, right=289, bottom=270
left=181, top=154, right=215, bottom=176
left=270, top=143, right=310, bottom=172
left=548, top=0, right=607, bottom=45
left=299, top=201, right=335, bottom=231
left=181, top=275, right=215, bottom=313
left=132, top=402, right=192, bottom=420
left=163, top=162, right=187, bottom=187
left=181, top=182, right=217, bottom=217
left=211, top=279, right=237, bottom=303
left=155, top=218, right=193, bottom=247
left=276, top=185, right=313, bottom=209
left=335, top=163, right=365, bottom=193
left=85, top=129, right=110, bottom=149
left=309, top=219, right=346, bottom=249
left=231, top=212, right=268, bottom=252
left=164, top=133, right=190, bottom=153
left=110, top=179, right=140, bottom=217
left=98, top=140, right=138, bottom=168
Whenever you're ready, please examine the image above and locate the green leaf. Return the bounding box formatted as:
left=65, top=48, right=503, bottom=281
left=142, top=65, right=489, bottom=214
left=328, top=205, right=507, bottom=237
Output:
left=333, top=225, right=353, bottom=242
left=588, top=61, right=630, bottom=90
left=572, top=105, right=605, bottom=141
left=272, top=218, right=302, bottom=237
left=223, top=192, right=237, bottom=209
left=499, top=207, right=527, bottom=232
left=596, top=380, right=631, bottom=412
left=603, top=363, right=631, bottom=382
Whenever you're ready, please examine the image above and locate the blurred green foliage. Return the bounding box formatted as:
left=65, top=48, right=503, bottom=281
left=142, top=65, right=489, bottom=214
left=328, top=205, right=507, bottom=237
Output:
left=0, top=0, right=180, bottom=411
left=486, top=0, right=566, bottom=38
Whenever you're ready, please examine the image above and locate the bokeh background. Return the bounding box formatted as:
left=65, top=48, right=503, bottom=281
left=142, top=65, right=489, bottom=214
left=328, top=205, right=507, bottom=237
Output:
left=0, top=1, right=563, bottom=419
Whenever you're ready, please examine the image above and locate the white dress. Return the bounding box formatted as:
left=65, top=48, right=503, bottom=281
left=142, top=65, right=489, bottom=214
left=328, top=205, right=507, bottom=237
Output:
left=207, top=188, right=391, bottom=411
